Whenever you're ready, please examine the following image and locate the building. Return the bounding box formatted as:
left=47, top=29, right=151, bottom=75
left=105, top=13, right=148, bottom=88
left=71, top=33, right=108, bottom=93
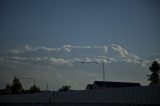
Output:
left=86, top=81, right=141, bottom=90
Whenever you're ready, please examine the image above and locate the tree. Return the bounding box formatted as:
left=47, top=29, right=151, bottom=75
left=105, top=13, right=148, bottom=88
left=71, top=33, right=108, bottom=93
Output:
left=29, top=85, right=40, bottom=93
left=11, top=77, right=23, bottom=94
left=5, top=84, right=12, bottom=94
left=58, top=85, right=71, bottom=92
left=0, top=84, right=11, bottom=95
left=148, top=61, right=160, bottom=85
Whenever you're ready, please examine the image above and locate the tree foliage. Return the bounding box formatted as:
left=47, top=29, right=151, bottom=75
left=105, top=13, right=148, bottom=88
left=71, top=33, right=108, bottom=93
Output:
left=29, top=85, right=40, bottom=93
left=0, top=77, right=42, bottom=95
left=58, top=85, right=71, bottom=92
left=11, top=77, right=23, bottom=94
left=148, top=61, right=160, bottom=85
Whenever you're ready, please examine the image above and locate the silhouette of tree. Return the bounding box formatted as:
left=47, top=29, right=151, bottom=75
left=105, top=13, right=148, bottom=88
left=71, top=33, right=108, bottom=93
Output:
left=0, top=84, right=11, bottom=95
left=29, top=85, right=40, bottom=93
left=5, top=84, right=12, bottom=94
left=6, top=84, right=11, bottom=89
left=58, top=85, right=71, bottom=92
left=148, top=61, right=160, bottom=85
left=11, top=77, right=23, bottom=94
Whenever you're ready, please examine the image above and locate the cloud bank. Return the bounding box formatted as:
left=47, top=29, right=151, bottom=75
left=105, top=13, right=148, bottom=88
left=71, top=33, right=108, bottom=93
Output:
left=0, top=44, right=158, bottom=67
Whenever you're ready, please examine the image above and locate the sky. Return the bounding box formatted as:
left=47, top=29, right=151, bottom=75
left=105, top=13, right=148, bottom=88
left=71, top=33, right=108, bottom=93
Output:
left=0, top=0, right=160, bottom=90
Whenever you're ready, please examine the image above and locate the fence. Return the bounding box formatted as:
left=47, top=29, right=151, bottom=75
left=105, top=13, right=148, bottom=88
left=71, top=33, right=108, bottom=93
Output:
left=0, top=85, right=160, bottom=106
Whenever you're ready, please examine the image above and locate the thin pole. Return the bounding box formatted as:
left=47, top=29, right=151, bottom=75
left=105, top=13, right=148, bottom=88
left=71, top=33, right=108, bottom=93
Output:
left=103, top=62, right=105, bottom=81
left=102, top=62, right=105, bottom=89
left=47, top=84, right=48, bottom=91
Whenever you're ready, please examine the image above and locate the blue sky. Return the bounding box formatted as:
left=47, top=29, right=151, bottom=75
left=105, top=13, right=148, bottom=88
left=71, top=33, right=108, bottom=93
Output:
left=0, top=0, right=160, bottom=90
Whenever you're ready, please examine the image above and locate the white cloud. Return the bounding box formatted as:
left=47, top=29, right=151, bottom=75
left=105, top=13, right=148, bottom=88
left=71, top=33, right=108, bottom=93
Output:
left=111, top=44, right=129, bottom=58
left=62, top=45, right=72, bottom=52
left=5, top=44, right=160, bottom=68
left=111, top=44, right=160, bottom=67
left=9, top=45, right=102, bottom=54
left=35, top=46, right=60, bottom=52
left=84, top=57, right=93, bottom=62
left=71, top=58, right=82, bottom=62
left=104, top=46, right=108, bottom=54
left=0, top=56, right=73, bottom=66
left=78, top=56, right=116, bottom=64
left=111, top=44, right=143, bottom=65
left=48, top=57, right=73, bottom=66
left=96, top=56, right=117, bottom=63
left=9, top=45, right=61, bottom=54
left=24, top=45, right=32, bottom=51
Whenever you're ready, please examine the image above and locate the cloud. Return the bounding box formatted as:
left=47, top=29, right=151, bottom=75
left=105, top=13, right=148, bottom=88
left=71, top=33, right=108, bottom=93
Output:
left=96, top=56, right=117, bottom=63
left=104, top=46, right=108, bottom=54
left=77, top=56, right=116, bottom=64
left=9, top=49, right=25, bottom=54
left=111, top=44, right=144, bottom=65
left=0, top=56, right=73, bottom=66
left=111, top=44, right=129, bottom=58
left=62, top=45, right=102, bottom=52
left=9, top=45, right=102, bottom=54
left=110, top=44, right=160, bottom=67
left=9, top=45, right=62, bottom=54
left=62, top=45, right=72, bottom=52
left=5, top=44, right=160, bottom=68
left=45, top=57, right=73, bottom=66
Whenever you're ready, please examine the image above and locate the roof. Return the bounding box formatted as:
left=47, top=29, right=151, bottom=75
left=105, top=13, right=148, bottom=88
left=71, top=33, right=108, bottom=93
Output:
left=93, top=81, right=141, bottom=88
left=86, top=84, right=93, bottom=90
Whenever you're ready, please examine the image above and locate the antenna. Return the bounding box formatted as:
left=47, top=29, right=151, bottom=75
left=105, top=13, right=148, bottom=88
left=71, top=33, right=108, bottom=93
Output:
left=47, top=84, right=48, bottom=91
left=81, top=61, right=105, bottom=81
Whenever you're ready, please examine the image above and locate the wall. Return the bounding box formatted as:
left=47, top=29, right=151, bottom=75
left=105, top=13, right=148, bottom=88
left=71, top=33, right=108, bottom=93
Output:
left=0, top=86, right=160, bottom=105
left=53, top=86, right=160, bottom=104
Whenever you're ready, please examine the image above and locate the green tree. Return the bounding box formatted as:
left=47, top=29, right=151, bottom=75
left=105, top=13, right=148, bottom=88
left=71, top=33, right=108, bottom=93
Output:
left=58, top=85, right=71, bottom=92
left=11, top=77, right=23, bottom=94
left=148, top=61, right=160, bottom=85
left=29, top=85, right=40, bottom=93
